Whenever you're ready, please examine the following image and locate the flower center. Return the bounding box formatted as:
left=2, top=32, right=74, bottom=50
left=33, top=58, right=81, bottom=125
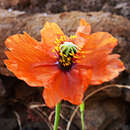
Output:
left=58, top=42, right=77, bottom=71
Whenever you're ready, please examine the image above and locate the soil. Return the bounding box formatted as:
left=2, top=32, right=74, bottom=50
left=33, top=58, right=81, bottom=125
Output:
left=0, top=0, right=130, bottom=130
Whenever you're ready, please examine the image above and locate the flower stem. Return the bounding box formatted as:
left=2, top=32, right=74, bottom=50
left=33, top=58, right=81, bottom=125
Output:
left=80, top=101, right=85, bottom=130
left=53, top=102, right=61, bottom=130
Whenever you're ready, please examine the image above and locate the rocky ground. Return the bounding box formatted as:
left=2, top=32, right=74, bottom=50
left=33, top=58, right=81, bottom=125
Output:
left=0, top=0, right=130, bottom=130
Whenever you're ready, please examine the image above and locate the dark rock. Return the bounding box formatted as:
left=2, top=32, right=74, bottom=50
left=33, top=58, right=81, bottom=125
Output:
left=103, top=0, right=130, bottom=19
left=102, top=87, right=122, bottom=98
left=0, top=79, right=6, bottom=96
left=123, top=88, right=130, bottom=102
left=22, top=121, right=49, bottom=130
left=0, top=0, right=20, bottom=8
left=0, top=103, right=18, bottom=130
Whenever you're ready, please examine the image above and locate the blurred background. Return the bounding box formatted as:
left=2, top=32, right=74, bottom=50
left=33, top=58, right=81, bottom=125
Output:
left=0, top=0, right=130, bottom=130
left=0, top=0, right=130, bottom=18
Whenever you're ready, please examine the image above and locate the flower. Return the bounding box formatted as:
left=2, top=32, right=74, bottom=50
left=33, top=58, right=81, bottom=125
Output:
left=4, top=19, right=125, bottom=107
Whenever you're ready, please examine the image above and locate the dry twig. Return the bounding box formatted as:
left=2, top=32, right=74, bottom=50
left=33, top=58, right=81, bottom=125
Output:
left=28, top=102, right=53, bottom=130
left=14, top=111, right=22, bottom=130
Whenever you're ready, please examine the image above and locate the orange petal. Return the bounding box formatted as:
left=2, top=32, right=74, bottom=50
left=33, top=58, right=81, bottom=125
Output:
left=83, top=32, right=118, bottom=54
left=40, top=21, right=64, bottom=48
left=43, top=69, right=85, bottom=108
left=79, top=68, right=92, bottom=92
left=83, top=54, right=125, bottom=85
left=63, top=69, right=84, bottom=105
left=77, top=19, right=91, bottom=35
left=5, top=56, right=59, bottom=87
left=73, top=64, right=92, bottom=92
left=4, top=33, right=58, bottom=87
left=75, top=19, right=91, bottom=48
left=43, top=71, right=62, bottom=108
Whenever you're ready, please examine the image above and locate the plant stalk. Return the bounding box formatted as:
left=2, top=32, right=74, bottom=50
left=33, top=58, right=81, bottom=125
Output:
left=53, top=102, right=61, bottom=130
left=80, top=101, right=85, bottom=130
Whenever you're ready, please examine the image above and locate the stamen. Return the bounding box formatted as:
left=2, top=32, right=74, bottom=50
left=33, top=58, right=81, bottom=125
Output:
left=52, top=36, right=82, bottom=71
left=58, top=42, right=78, bottom=71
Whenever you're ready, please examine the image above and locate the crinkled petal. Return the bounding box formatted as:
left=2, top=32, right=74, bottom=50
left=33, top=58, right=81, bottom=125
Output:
left=40, top=21, right=64, bottom=49
left=4, top=33, right=58, bottom=87
left=78, top=53, right=125, bottom=85
left=75, top=19, right=91, bottom=48
left=82, top=32, right=118, bottom=54
left=43, top=69, right=86, bottom=108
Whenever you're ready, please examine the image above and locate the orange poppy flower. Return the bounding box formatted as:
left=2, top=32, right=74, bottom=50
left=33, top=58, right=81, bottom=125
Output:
left=4, top=19, right=125, bottom=108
